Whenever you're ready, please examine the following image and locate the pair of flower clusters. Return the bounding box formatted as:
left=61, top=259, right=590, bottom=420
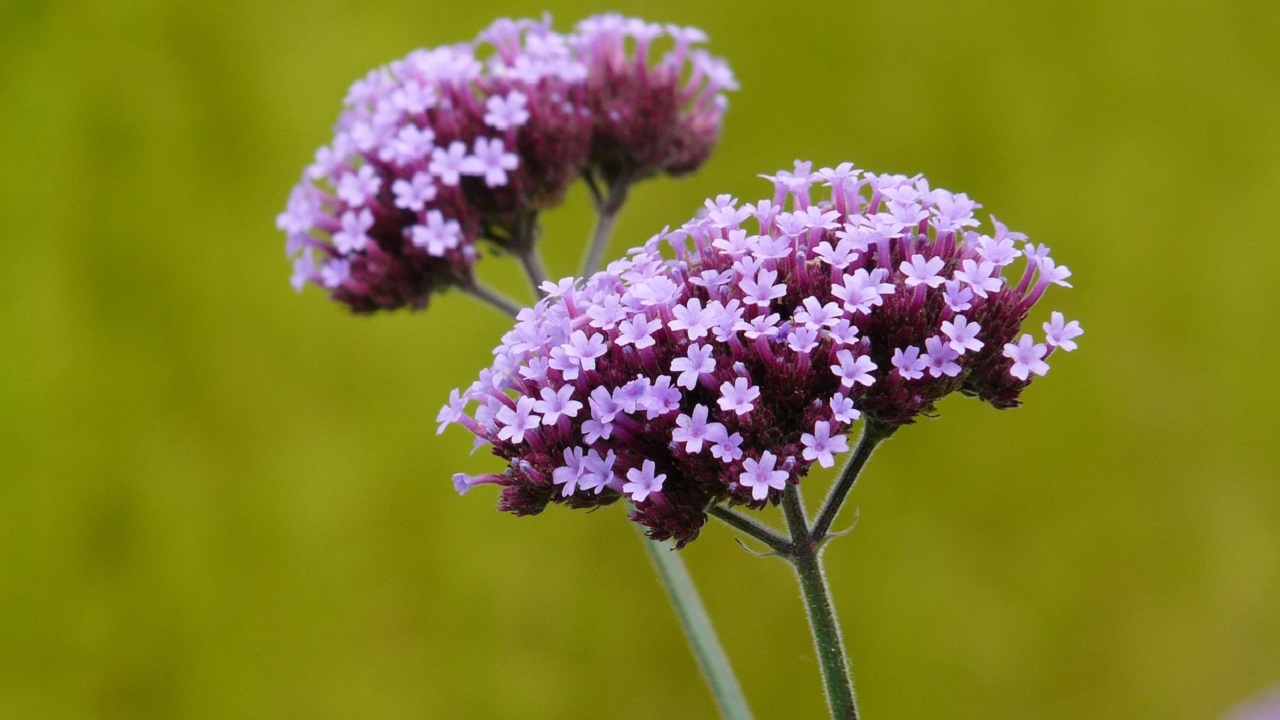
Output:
left=439, top=162, right=1081, bottom=546
left=276, top=15, right=736, bottom=312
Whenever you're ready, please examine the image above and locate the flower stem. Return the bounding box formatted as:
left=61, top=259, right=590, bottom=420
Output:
left=581, top=173, right=633, bottom=277
left=709, top=505, right=791, bottom=555
left=459, top=282, right=521, bottom=318
left=506, top=210, right=550, bottom=298
left=640, top=529, right=755, bottom=720
left=782, top=485, right=858, bottom=720
left=811, top=421, right=895, bottom=542
left=516, top=245, right=551, bottom=297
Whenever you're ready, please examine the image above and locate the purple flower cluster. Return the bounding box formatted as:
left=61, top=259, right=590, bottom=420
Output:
left=277, top=15, right=736, bottom=313
left=439, top=161, right=1081, bottom=546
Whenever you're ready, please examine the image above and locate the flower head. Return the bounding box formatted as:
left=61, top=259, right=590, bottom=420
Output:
left=441, top=161, right=1078, bottom=545
left=278, top=18, right=593, bottom=311
left=279, top=14, right=732, bottom=313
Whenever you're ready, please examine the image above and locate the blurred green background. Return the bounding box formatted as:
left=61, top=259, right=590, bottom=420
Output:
left=3, top=0, right=1278, bottom=718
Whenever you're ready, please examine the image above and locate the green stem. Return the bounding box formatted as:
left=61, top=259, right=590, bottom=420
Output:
left=574, top=161, right=750, bottom=717
left=708, top=505, right=791, bottom=555
left=782, top=485, right=858, bottom=720
left=515, top=243, right=550, bottom=298
left=506, top=211, right=550, bottom=298
left=459, top=281, right=521, bottom=318
left=811, top=421, right=895, bottom=542
left=640, top=530, right=755, bottom=720
left=461, top=177, right=751, bottom=717
left=581, top=174, right=633, bottom=277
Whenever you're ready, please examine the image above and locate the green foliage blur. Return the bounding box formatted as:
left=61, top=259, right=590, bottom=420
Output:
left=3, top=0, right=1278, bottom=717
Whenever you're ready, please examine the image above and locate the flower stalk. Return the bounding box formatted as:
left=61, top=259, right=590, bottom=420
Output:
left=591, top=179, right=753, bottom=720
left=642, top=530, right=755, bottom=720
left=460, top=281, right=522, bottom=319
left=513, top=241, right=552, bottom=300
left=812, top=421, right=895, bottom=541
left=707, top=505, right=790, bottom=555
left=783, top=482, right=858, bottom=720
left=581, top=171, right=634, bottom=277
left=708, top=419, right=893, bottom=720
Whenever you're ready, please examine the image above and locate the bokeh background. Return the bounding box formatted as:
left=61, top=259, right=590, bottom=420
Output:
left=3, top=0, right=1278, bottom=718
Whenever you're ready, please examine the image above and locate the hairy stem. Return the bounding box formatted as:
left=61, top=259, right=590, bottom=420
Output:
left=811, top=421, right=895, bottom=542
left=782, top=485, right=858, bottom=720
left=459, top=282, right=521, bottom=318
left=507, top=211, right=550, bottom=298
left=581, top=174, right=633, bottom=277
left=709, top=505, right=791, bottom=555
left=641, top=530, right=755, bottom=720
left=516, top=247, right=551, bottom=297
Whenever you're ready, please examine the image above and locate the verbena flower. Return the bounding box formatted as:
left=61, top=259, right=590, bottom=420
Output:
left=574, top=14, right=738, bottom=185
left=277, top=15, right=734, bottom=313
left=440, top=161, right=1080, bottom=545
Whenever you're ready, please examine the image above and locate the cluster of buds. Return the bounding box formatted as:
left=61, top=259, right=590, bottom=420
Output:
left=575, top=15, right=737, bottom=185
left=439, top=161, right=1081, bottom=546
left=276, top=15, right=736, bottom=313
